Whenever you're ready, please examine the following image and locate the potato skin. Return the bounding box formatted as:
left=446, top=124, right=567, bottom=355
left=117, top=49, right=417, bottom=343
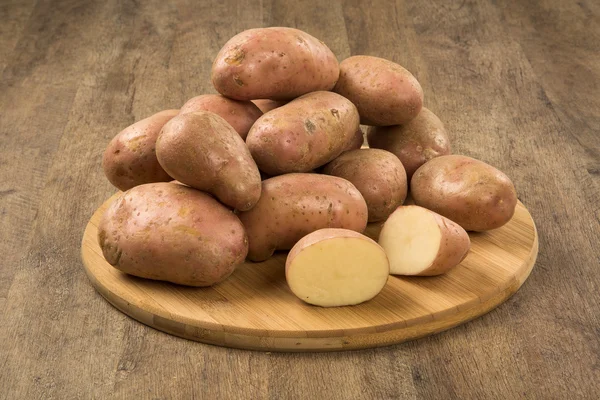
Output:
left=423, top=210, right=471, bottom=276
left=334, top=56, right=423, bottom=126
left=411, top=155, right=518, bottom=231
left=179, top=94, right=262, bottom=140
left=323, top=149, right=407, bottom=222
left=247, top=91, right=360, bottom=175
left=367, top=108, right=451, bottom=180
left=237, top=173, right=369, bottom=261
left=251, top=99, right=288, bottom=114
left=97, top=182, right=248, bottom=286
left=102, top=110, right=178, bottom=191
left=343, top=127, right=365, bottom=153
left=156, top=111, right=261, bottom=211
left=211, top=27, right=339, bottom=100
left=383, top=206, right=470, bottom=276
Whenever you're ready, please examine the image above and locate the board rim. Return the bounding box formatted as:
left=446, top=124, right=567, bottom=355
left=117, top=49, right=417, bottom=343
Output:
left=81, top=193, right=538, bottom=352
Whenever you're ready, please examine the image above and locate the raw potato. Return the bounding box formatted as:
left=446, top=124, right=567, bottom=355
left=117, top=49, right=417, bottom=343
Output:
left=378, top=206, right=470, bottom=276
left=343, top=127, right=365, bottom=153
left=334, top=55, right=423, bottom=126
left=411, top=155, right=518, bottom=231
left=237, top=173, right=368, bottom=262
left=179, top=94, right=262, bottom=140
left=97, top=182, right=248, bottom=286
left=156, top=111, right=261, bottom=211
left=323, top=149, right=407, bottom=222
left=212, top=27, right=339, bottom=100
left=251, top=99, right=288, bottom=114
left=286, top=229, right=390, bottom=307
left=367, top=108, right=451, bottom=180
left=247, top=91, right=360, bottom=175
left=102, top=109, right=178, bottom=191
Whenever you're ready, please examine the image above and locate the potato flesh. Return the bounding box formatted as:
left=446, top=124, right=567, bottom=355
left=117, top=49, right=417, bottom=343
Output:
left=378, top=207, right=441, bottom=275
left=287, top=237, right=389, bottom=307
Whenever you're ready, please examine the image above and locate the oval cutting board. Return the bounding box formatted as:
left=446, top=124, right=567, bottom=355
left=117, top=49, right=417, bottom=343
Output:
left=81, top=193, right=538, bottom=352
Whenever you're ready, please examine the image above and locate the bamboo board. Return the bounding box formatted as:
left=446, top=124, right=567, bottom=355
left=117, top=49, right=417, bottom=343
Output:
left=81, top=194, right=538, bottom=351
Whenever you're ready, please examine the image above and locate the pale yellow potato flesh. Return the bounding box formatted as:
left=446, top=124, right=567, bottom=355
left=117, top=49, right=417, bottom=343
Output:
left=378, top=207, right=441, bottom=275
left=286, top=237, right=389, bottom=307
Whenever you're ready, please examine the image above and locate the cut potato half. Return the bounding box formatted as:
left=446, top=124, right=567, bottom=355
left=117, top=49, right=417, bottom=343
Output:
left=378, top=206, right=470, bottom=276
left=286, top=229, right=390, bottom=307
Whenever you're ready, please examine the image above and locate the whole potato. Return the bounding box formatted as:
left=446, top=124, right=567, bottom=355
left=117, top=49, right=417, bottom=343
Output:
left=411, top=155, right=518, bottom=231
left=246, top=91, right=360, bottom=175
left=156, top=111, right=261, bottom=211
left=323, top=149, right=407, bottom=222
left=97, top=182, right=248, bottom=286
left=367, top=108, right=451, bottom=180
left=179, top=94, right=262, bottom=140
left=237, top=173, right=368, bottom=262
left=212, top=27, right=339, bottom=100
left=102, top=109, right=178, bottom=191
left=251, top=99, right=288, bottom=114
left=334, top=56, right=423, bottom=126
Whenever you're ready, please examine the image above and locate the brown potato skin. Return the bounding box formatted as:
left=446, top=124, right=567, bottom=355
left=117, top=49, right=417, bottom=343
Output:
left=334, top=56, right=423, bottom=126
left=237, top=173, right=369, bottom=262
left=343, top=127, right=365, bottom=153
left=251, top=99, right=288, bottom=114
left=246, top=91, right=360, bottom=175
left=97, top=182, right=248, bottom=286
left=102, top=110, right=178, bottom=191
left=367, top=108, right=451, bottom=181
left=179, top=94, right=262, bottom=140
left=156, top=111, right=261, bottom=211
left=211, top=27, right=339, bottom=100
left=323, top=149, right=407, bottom=222
left=421, top=211, right=471, bottom=276
left=411, top=155, right=518, bottom=231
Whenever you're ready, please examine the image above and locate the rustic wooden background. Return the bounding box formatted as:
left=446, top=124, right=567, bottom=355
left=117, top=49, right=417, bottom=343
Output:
left=1, top=0, right=598, bottom=398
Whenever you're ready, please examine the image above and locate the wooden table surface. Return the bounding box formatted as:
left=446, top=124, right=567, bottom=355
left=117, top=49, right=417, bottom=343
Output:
left=1, top=0, right=598, bottom=398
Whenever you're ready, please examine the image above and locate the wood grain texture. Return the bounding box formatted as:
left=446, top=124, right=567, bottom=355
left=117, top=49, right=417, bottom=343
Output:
left=81, top=194, right=538, bottom=351
left=1, top=0, right=599, bottom=398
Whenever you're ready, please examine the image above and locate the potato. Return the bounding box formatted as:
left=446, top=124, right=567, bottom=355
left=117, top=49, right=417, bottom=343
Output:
left=237, top=173, right=368, bottom=262
left=367, top=108, right=451, bottom=180
left=251, top=99, right=288, bottom=114
left=333, top=56, right=423, bottom=126
left=378, top=206, right=470, bottom=276
left=343, top=127, right=365, bottom=153
left=97, top=182, right=248, bottom=286
left=286, top=229, right=389, bottom=307
left=179, top=94, right=262, bottom=140
left=156, top=111, right=261, bottom=211
left=246, top=91, right=360, bottom=175
left=212, top=27, right=339, bottom=100
left=411, top=155, right=518, bottom=231
left=102, top=109, right=178, bottom=191
left=323, top=149, right=407, bottom=222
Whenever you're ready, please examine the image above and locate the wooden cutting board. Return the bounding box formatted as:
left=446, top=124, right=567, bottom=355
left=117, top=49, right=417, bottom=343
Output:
left=81, top=193, right=538, bottom=352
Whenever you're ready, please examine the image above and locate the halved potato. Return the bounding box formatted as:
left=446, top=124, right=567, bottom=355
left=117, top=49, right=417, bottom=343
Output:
left=378, top=205, right=470, bottom=276
left=286, top=228, right=390, bottom=307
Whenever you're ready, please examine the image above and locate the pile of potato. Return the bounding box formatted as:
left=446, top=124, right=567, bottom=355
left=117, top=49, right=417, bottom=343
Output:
left=99, top=27, right=518, bottom=307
